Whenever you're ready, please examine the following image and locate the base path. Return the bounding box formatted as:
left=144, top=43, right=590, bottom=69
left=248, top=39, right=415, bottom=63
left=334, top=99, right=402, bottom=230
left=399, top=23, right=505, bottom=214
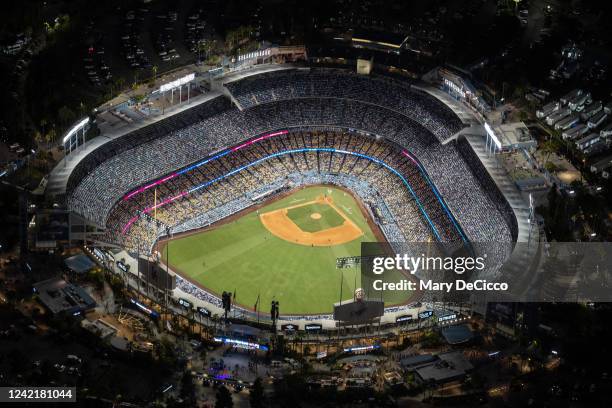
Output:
left=259, top=196, right=363, bottom=246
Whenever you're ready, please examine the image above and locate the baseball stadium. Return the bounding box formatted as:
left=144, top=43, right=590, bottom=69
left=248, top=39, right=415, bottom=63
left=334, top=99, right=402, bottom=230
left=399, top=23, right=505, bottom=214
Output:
left=52, top=66, right=528, bottom=327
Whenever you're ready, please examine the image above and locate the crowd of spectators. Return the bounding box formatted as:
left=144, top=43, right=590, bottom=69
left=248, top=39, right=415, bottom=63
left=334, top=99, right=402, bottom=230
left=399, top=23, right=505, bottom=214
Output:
left=68, top=97, right=512, bottom=253
left=224, top=68, right=465, bottom=142
left=457, top=138, right=519, bottom=241
left=175, top=276, right=223, bottom=309
left=107, top=129, right=475, bottom=253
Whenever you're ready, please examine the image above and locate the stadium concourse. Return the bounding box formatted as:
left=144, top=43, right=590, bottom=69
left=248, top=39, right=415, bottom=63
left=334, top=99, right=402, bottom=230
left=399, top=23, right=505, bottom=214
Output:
left=48, top=66, right=524, bottom=326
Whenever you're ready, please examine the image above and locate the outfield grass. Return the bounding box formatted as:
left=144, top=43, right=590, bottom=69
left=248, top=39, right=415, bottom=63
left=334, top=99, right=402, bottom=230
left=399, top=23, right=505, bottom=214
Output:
left=286, top=201, right=345, bottom=232
left=161, top=186, right=412, bottom=314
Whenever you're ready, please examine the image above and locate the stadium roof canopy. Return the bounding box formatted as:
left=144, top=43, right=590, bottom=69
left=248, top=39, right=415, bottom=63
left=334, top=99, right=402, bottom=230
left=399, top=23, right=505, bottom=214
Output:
left=441, top=324, right=474, bottom=345
left=351, top=30, right=408, bottom=50
left=64, top=254, right=96, bottom=274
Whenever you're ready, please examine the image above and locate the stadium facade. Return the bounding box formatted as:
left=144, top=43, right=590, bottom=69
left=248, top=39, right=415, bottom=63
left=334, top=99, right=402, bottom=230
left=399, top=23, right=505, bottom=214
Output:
left=48, top=66, right=534, bottom=328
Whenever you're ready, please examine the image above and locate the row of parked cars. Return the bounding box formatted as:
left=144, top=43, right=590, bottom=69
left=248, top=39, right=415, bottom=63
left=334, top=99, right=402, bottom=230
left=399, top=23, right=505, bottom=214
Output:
left=154, top=10, right=181, bottom=63
left=122, top=9, right=153, bottom=70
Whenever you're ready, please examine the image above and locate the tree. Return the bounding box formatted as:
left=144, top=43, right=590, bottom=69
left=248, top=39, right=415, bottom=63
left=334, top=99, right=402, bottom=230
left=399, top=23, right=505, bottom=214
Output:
left=58, top=105, right=76, bottom=126
left=47, top=126, right=57, bottom=143
left=544, top=161, right=559, bottom=173
left=249, top=378, right=265, bottom=408
left=87, top=268, right=105, bottom=290
left=215, top=385, right=233, bottom=408
left=187, top=307, right=195, bottom=335
left=109, top=275, right=125, bottom=299
left=9, top=349, right=27, bottom=374
left=540, top=139, right=557, bottom=164
left=34, top=131, right=43, bottom=145
left=180, top=370, right=195, bottom=404
left=225, top=26, right=254, bottom=51
left=158, top=336, right=178, bottom=368
left=116, top=77, right=125, bottom=93
left=119, top=261, right=131, bottom=289
left=547, top=184, right=558, bottom=216
left=197, top=39, right=218, bottom=62
left=39, top=119, right=48, bottom=139
left=133, top=71, right=140, bottom=88
left=40, top=359, right=55, bottom=382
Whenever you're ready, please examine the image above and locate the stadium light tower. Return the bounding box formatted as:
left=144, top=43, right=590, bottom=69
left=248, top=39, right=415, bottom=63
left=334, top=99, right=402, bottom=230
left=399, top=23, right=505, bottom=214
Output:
left=270, top=300, right=279, bottom=333
left=62, top=117, right=90, bottom=161
left=484, top=122, right=502, bottom=156
left=527, top=193, right=536, bottom=247
left=222, top=291, right=232, bottom=322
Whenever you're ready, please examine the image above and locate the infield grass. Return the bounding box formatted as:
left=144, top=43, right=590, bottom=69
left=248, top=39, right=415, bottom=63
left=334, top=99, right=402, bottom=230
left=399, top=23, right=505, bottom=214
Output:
left=286, top=201, right=345, bottom=232
left=160, top=185, right=412, bottom=314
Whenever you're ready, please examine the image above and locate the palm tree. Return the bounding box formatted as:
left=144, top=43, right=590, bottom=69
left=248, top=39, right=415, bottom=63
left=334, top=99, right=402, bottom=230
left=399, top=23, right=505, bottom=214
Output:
left=188, top=307, right=195, bottom=335
left=216, top=385, right=233, bottom=408
left=124, top=264, right=131, bottom=290
left=211, top=313, right=221, bottom=333
left=197, top=39, right=217, bottom=62
left=116, top=77, right=125, bottom=94
left=541, top=139, right=557, bottom=164
left=132, top=71, right=139, bottom=89
left=249, top=378, right=265, bottom=408
left=40, top=118, right=47, bottom=139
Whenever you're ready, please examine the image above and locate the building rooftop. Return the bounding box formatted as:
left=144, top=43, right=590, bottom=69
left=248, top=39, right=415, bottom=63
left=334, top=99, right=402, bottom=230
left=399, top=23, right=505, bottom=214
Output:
left=64, top=254, right=96, bottom=274
left=33, top=278, right=96, bottom=315
left=351, top=30, right=407, bottom=49
left=491, top=122, right=536, bottom=150
left=441, top=324, right=474, bottom=344
left=81, top=319, right=118, bottom=340
left=414, top=351, right=473, bottom=383
left=400, top=353, right=437, bottom=368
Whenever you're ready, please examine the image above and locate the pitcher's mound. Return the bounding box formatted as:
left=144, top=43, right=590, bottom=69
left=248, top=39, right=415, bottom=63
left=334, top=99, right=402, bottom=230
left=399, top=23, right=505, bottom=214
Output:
left=310, top=213, right=322, bottom=220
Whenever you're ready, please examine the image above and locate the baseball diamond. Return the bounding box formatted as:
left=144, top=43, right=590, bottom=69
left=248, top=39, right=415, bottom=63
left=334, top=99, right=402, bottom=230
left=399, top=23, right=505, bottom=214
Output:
left=158, top=185, right=413, bottom=315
